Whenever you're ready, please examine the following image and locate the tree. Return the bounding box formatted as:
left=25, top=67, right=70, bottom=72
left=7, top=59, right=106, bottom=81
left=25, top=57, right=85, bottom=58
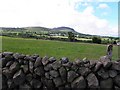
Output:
left=92, top=36, right=101, bottom=44
left=68, top=32, right=75, bottom=42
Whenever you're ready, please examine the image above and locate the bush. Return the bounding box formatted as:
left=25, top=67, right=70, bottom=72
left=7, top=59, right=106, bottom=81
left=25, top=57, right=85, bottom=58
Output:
left=92, top=37, right=101, bottom=44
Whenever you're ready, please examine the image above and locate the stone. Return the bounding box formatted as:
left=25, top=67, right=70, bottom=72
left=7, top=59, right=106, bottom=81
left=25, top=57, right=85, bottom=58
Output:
left=6, top=61, right=13, bottom=67
left=44, top=64, right=52, bottom=71
left=2, top=67, right=13, bottom=79
left=9, top=61, right=20, bottom=73
left=112, top=62, right=120, bottom=71
left=86, top=73, right=99, bottom=88
left=114, top=75, right=120, bottom=88
left=34, top=66, right=45, bottom=77
left=74, top=59, right=84, bottom=66
left=26, top=73, right=33, bottom=82
left=109, top=70, right=117, bottom=78
left=71, top=76, right=86, bottom=88
left=42, top=56, right=49, bottom=65
left=53, top=77, right=63, bottom=87
left=13, top=70, right=25, bottom=85
left=45, top=72, right=50, bottom=79
left=49, top=70, right=59, bottom=78
left=2, top=74, right=8, bottom=89
left=60, top=57, right=69, bottom=64
left=52, top=61, right=61, bottom=70
left=49, top=57, right=56, bottom=63
left=62, top=62, right=73, bottom=68
left=3, top=52, right=13, bottom=56
left=13, top=53, right=25, bottom=59
left=67, top=71, right=79, bottom=83
left=71, top=64, right=79, bottom=72
left=7, top=79, right=16, bottom=88
left=30, top=79, right=42, bottom=88
left=94, top=61, right=103, bottom=72
left=29, top=61, right=34, bottom=73
left=89, top=60, right=97, bottom=69
left=100, top=56, right=111, bottom=62
left=19, top=84, right=32, bottom=90
left=100, top=78, right=113, bottom=88
left=34, top=57, right=42, bottom=68
left=24, top=56, right=35, bottom=62
left=59, top=67, right=67, bottom=83
left=97, top=68, right=109, bottom=79
left=22, top=65, right=29, bottom=73
left=78, top=67, right=91, bottom=76
left=103, top=61, right=112, bottom=69
left=45, top=79, right=55, bottom=88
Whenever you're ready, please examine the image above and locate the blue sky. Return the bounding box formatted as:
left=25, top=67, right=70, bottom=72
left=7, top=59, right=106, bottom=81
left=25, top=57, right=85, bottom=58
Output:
left=0, top=0, right=119, bottom=37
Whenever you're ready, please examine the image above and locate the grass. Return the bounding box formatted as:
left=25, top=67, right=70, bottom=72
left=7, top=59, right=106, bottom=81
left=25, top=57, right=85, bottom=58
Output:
left=1, top=36, right=119, bottom=61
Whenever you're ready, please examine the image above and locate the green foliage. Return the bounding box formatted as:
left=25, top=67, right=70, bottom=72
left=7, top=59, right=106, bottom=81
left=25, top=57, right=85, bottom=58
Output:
left=92, top=36, right=102, bottom=44
left=68, top=32, right=75, bottom=42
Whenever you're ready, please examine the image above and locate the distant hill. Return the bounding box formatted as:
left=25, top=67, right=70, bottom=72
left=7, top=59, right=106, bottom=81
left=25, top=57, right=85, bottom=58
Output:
left=52, top=27, right=76, bottom=32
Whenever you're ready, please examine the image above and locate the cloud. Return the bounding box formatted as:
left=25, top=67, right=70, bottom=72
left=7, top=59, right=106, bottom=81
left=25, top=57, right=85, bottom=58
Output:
left=98, top=4, right=109, bottom=9
left=0, top=0, right=118, bottom=36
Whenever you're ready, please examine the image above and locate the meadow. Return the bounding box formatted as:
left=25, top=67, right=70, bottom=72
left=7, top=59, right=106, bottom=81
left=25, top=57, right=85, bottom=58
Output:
left=1, top=36, right=119, bottom=61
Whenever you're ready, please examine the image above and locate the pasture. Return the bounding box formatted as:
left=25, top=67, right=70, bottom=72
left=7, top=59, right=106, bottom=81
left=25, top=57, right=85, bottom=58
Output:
left=1, top=36, right=119, bottom=61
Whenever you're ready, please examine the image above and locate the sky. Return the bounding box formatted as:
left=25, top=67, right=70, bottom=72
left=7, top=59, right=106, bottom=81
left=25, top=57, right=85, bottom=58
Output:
left=0, top=0, right=119, bottom=37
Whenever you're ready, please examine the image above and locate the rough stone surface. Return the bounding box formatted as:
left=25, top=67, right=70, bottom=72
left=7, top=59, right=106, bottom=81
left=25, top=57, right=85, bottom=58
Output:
left=71, top=76, right=86, bottom=88
left=34, top=57, right=42, bottom=67
left=100, top=78, right=113, bottom=88
left=13, top=70, right=25, bottom=85
left=86, top=73, right=99, bottom=88
left=1, top=52, right=120, bottom=90
left=67, top=71, right=79, bottom=83
left=49, top=70, right=59, bottom=78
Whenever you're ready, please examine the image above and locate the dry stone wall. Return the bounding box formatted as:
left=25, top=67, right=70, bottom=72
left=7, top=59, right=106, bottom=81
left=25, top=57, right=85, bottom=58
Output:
left=1, top=52, right=120, bottom=90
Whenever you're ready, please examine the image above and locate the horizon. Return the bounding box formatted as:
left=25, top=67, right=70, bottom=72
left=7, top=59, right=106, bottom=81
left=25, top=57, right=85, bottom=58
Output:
left=0, top=0, right=119, bottom=37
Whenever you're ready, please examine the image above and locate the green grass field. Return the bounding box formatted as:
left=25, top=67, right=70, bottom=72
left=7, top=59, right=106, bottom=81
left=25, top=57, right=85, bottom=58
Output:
left=1, top=36, right=119, bottom=61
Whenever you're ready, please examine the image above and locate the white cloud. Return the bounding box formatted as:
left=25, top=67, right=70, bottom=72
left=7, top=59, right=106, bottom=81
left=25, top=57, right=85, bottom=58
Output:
left=0, top=0, right=118, bottom=36
left=98, top=4, right=109, bottom=9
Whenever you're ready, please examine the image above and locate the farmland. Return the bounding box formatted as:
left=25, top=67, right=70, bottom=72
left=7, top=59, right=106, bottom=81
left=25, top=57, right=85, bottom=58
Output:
left=1, top=36, right=119, bottom=61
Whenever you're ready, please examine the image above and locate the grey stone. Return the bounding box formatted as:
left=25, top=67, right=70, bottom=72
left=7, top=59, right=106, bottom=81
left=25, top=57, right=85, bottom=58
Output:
left=49, top=57, right=56, bottom=63
left=86, top=73, right=99, bottom=88
left=13, top=53, right=25, bottom=59
left=109, top=70, right=117, bottom=78
left=49, top=70, right=59, bottom=78
left=42, top=56, right=49, bottom=65
left=6, top=61, right=13, bottom=67
left=78, top=67, right=91, bottom=76
left=30, top=79, right=42, bottom=88
left=7, top=79, right=16, bottom=88
left=26, top=73, right=33, bottom=82
left=67, top=71, right=79, bottom=83
left=52, top=61, right=61, bottom=70
left=61, top=57, right=69, bottom=64
left=34, top=57, right=42, bottom=68
left=44, top=64, right=52, bottom=71
left=45, top=79, right=55, bottom=88
left=74, top=59, right=84, bottom=66
left=2, top=67, right=13, bottom=79
left=45, top=72, right=50, bottom=79
left=112, top=62, right=120, bottom=71
left=13, top=70, right=25, bottom=85
left=97, top=68, right=109, bottom=79
left=22, top=65, right=29, bottom=73
left=9, top=61, right=20, bottom=73
left=94, top=61, right=103, bottom=72
left=29, top=61, right=34, bottom=73
left=59, top=66, right=67, bottom=83
left=114, top=85, right=120, bottom=90
left=71, top=76, right=86, bottom=88
left=53, top=77, right=63, bottom=87
left=19, top=84, right=32, bottom=90
left=3, top=52, right=13, bottom=56
left=24, top=56, right=35, bottom=62
left=89, top=60, right=97, bottom=69
left=103, top=61, right=112, bottom=69
left=1, top=58, right=6, bottom=68
left=62, top=62, right=73, bottom=68
left=100, top=78, right=113, bottom=88
left=114, top=75, right=120, bottom=88
left=34, top=66, right=44, bottom=77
